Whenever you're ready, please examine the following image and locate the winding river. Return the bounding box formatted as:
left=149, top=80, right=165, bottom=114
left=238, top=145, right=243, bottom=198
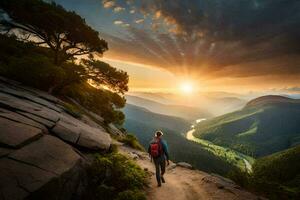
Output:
left=185, top=120, right=254, bottom=173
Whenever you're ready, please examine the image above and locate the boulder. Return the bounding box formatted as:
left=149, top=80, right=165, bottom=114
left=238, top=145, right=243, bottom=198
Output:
left=0, top=135, right=84, bottom=200
left=167, top=163, right=177, bottom=170
left=177, top=162, right=193, bottom=169
left=8, top=135, right=81, bottom=175
left=0, top=117, right=43, bottom=148
left=52, top=114, right=111, bottom=150
left=51, top=115, right=81, bottom=144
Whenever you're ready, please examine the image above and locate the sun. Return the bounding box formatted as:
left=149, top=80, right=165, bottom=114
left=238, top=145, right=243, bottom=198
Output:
left=180, top=82, right=194, bottom=94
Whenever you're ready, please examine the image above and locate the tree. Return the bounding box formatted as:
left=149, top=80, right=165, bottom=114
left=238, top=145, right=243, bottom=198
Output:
left=82, top=58, right=129, bottom=95
left=0, top=0, right=108, bottom=65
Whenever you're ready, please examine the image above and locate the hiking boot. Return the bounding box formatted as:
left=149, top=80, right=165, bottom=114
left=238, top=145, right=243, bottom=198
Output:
left=157, top=183, right=162, bottom=187
left=161, top=176, right=165, bottom=183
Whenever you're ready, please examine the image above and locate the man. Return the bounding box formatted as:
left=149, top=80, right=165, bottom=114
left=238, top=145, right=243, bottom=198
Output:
left=148, top=131, right=170, bottom=187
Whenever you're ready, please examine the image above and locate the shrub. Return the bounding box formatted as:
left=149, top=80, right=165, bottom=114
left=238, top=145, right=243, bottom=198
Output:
left=120, top=134, right=145, bottom=151
left=88, top=152, right=148, bottom=200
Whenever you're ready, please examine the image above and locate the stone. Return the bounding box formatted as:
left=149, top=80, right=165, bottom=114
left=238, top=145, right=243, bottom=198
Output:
left=0, top=108, right=47, bottom=132
left=0, top=83, right=62, bottom=112
left=0, top=117, right=43, bottom=148
left=177, top=162, right=193, bottom=169
left=129, top=152, right=139, bottom=160
left=9, top=135, right=82, bottom=175
left=108, top=123, right=124, bottom=136
left=167, top=163, right=177, bottom=170
left=0, top=158, right=54, bottom=200
left=77, top=127, right=111, bottom=150
left=0, top=92, right=60, bottom=123
left=80, top=114, right=106, bottom=132
left=51, top=115, right=80, bottom=143
left=52, top=114, right=111, bottom=150
left=0, top=147, right=13, bottom=157
left=17, top=111, right=56, bottom=128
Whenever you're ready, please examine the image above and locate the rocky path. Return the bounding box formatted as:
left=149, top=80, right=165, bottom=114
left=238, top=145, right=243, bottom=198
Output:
left=119, top=145, right=263, bottom=200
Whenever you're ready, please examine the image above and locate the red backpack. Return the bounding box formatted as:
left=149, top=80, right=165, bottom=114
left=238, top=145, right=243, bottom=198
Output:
left=150, top=139, right=163, bottom=157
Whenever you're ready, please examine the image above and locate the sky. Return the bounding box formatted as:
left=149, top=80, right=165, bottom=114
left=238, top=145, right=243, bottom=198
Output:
left=53, top=0, right=300, bottom=94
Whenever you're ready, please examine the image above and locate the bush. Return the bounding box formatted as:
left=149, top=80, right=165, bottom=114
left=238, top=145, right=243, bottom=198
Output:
left=88, top=152, right=148, bottom=200
left=120, top=134, right=145, bottom=151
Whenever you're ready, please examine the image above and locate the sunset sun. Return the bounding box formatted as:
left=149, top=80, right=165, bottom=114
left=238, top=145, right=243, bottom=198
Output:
left=180, top=82, right=194, bottom=94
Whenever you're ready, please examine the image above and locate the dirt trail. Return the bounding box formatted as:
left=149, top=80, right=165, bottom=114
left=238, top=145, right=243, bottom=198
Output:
left=119, top=145, right=262, bottom=200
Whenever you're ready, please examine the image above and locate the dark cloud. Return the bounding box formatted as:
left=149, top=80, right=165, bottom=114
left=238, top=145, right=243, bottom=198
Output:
left=100, top=0, right=300, bottom=79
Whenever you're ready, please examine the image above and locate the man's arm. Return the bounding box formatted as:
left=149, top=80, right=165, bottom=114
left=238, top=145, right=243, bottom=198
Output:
left=162, top=140, right=169, bottom=161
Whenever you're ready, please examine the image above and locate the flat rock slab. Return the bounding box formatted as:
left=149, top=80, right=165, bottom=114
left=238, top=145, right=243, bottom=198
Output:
left=0, top=158, right=55, bottom=200
left=51, top=115, right=81, bottom=143
left=17, top=111, right=55, bottom=128
left=0, top=83, right=62, bottom=113
left=52, top=114, right=111, bottom=150
left=0, top=147, right=13, bottom=157
left=0, top=117, right=43, bottom=148
left=9, top=135, right=82, bottom=175
left=0, top=108, right=47, bottom=132
left=0, top=92, right=60, bottom=123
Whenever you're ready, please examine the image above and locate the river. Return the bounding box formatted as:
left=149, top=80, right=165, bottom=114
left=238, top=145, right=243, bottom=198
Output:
left=186, top=126, right=253, bottom=173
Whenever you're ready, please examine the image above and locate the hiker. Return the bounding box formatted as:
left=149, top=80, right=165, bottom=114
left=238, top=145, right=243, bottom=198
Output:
left=148, top=130, right=170, bottom=187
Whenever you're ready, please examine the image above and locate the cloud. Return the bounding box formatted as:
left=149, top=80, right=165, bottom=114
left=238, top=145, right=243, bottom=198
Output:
left=102, top=0, right=115, bottom=9
left=114, top=6, right=125, bottom=13
left=113, top=20, right=123, bottom=25
left=135, top=19, right=144, bottom=24
left=101, top=0, right=300, bottom=80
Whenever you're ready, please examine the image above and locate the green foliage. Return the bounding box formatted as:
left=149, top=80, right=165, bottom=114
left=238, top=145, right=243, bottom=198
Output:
left=228, top=145, right=300, bottom=199
left=0, top=0, right=108, bottom=65
left=0, top=34, right=127, bottom=124
left=120, top=134, right=145, bottom=151
left=82, top=59, right=129, bottom=94
left=62, top=83, right=126, bottom=124
left=0, top=34, right=85, bottom=92
left=194, top=98, right=300, bottom=157
left=88, top=152, right=147, bottom=200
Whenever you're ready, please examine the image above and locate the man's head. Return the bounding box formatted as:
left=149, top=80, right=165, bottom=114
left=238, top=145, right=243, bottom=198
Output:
left=155, top=130, right=163, bottom=138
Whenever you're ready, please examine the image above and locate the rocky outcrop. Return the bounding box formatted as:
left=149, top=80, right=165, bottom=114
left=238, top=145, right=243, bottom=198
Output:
left=0, top=77, right=114, bottom=200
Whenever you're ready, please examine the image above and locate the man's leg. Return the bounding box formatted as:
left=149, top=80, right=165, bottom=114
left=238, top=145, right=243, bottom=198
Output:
left=160, top=158, right=166, bottom=183
left=154, top=158, right=161, bottom=186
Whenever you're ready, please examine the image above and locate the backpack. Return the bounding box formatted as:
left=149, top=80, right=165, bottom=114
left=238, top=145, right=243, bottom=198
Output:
left=150, top=139, right=163, bottom=158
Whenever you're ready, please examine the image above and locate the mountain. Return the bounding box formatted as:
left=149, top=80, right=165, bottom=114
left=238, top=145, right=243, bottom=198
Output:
left=128, top=92, right=247, bottom=117
left=123, top=103, right=236, bottom=175
left=250, top=145, right=300, bottom=199
left=194, top=95, right=300, bottom=157
left=125, top=95, right=212, bottom=121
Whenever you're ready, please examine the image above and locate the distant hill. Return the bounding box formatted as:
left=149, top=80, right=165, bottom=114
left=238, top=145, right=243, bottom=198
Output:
left=125, top=95, right=212, bottom=121
left=123, top=104, right=236, bottom=175
left=194, top=95, right=300, bottom=157
left=127, top=92, right=247, bottom=117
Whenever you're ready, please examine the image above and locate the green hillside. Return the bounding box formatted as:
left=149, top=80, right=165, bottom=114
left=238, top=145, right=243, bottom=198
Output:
left=230, top=145, right=300, bottom=199
left=123, top=104, right=236, bottom=175
left=194, top=95, right=300, bottom=157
